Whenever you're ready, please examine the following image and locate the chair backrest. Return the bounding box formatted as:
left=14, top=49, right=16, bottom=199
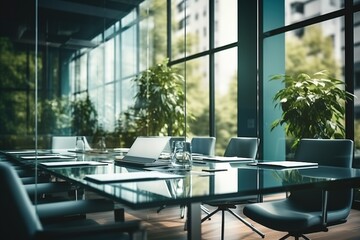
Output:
left=294, top=138, right=354, bottom=168
left=223, top=137, right=260, bottom=200
left=191, top=136, right=216, bottom=156
left=223, top=137, right=260, bottom=159
left=291, top=138, right=354, bottom=218
left=0, top=162, right=43, bottom=239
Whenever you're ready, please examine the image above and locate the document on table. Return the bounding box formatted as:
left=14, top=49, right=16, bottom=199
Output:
left=7, top=150, right=37, bottom=154
left=39, top=161, right=108, bottom=167
left=84, top=171, right=184, bottom=183
left=254, top=161, right=318, bottom=168
left=202, top=156, right=255, bottom=163
left=112, top=148, right=130, bottom=153
left=21, top=155, right=76, bottom=160
left=7, top=150, right=52, bottom=155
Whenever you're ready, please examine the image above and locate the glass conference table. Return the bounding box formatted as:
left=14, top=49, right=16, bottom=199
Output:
left=7, top=149, right=360, bottom=240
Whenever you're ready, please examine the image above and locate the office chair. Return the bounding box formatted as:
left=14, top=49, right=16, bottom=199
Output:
left=201, top=137, right=264, bottom=240
left=191, top=136, right=216, bottom=156
left=158, top=137, right=216, bottom=220
left=243, top=138, right=354, bottom=240
left=0, top=151, right=116, bottom=223
left=179, top=137, right=216, bottom=230
left=0, top=161, right=147, bottom=240
left=188, top=136, right=216, bottom=220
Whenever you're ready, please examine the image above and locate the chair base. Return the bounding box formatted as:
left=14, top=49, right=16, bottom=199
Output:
left=181, top=204, right=211, bottom=218
left=201, top=206, right=265, bottom=240
left=279, top=233, right=310, bottom=240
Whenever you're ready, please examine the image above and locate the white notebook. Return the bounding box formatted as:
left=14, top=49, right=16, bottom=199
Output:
left=21, top=155, right=75, bottom=160
left=84, top=171, right=183, bottom=183
left=202, top=156, right=255, bottom=163
left=40, top=161, right=108, bottom=167
left=255, top=161, right=318, bottom=168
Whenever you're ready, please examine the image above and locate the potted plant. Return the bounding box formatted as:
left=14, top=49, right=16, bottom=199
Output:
left=71, top=94, right=98, bottom=137
left=123, top=59, right=188, bottom=136
left=270, top=70, right=354, bottom=149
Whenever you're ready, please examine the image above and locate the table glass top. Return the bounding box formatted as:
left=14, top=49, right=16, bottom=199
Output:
left=6, top=149, right=360, bottom=209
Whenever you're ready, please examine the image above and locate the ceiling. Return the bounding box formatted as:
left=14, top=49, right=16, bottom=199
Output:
left=0, top=0, right=143, bottom=49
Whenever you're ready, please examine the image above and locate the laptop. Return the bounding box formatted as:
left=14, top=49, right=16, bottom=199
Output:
left=117, top=136, right=172, bottom=167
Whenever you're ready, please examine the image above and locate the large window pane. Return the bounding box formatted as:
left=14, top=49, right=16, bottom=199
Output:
left=264, top=0, right=343, bottom=32
left=122, top=26, right=137, bottom=78
left=186, top=56, right=210, bottom=138
left=104, top=38, right=115, bottom=84
left=214, top=0, right=237, bottom=47
left=285, top=19, right=343, bottom=77
left=215, top=48, right=237, bottom=155
left=171, top=0, right=209, bottom=60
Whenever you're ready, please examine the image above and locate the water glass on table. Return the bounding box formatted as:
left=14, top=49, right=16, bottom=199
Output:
left=75, top=136, right=85, bottom=153
left=171, top=141, right=192, bottom=170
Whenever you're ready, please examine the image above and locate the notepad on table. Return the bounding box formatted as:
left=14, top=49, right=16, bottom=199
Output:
left=21, top=155, right=76, bottom=160
left=84, top=171, right=183, bottom=183
left=39, top=161, right=108, bottom=167
left=202, top=156, right=255, bottom=163
left=255, top=161, right=318, bottom=168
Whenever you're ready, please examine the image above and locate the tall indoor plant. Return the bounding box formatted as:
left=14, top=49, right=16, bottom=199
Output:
left=71, top=94, right=98, bottom=137
left=115, top=58, right=188, bottom=147
left=271, top=70, right=354, bottom=149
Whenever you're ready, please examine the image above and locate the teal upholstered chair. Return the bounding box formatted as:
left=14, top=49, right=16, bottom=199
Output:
left=0, top=151, right=115, bottom=221
left=243, top=138, right=354, bottom=240
left=0, top=161, right=146, bottom=240
left=181, top=137, right=216, bottom=230
left=201, top=137, right=264, bottom=240
left=191, top=136, right=216, bottom=156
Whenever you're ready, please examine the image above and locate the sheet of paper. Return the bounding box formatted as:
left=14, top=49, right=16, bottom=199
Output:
left=202, top=156, right=255, bottom=162
left=84, top=171, right=184, bottom=183
left=21, top=155, right=76, bottom=160
left=255, top=161, right=318, bottom=168
left=39, top=161, right=108, bottom=167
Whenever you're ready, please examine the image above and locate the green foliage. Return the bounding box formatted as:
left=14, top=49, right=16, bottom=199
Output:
left=71, top=95, right=98, bottom=136
left=271, top=70, right=353, bottom=149
left=38, top=98, right=71, bottom=135
left=115, top=58, right=187, bottom=145
left=286, top=26, right=340, bottom=77
left=139, top=0, right=168, bottom=67
left=114, top=109, right=140, bottom=147
left=273, top=169, right=304, bottom=184
left=0, top=38, right=37, bottom=136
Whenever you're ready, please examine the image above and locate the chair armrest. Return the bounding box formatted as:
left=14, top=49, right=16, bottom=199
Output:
left=36, top=220, right=147, bottom=240
left=36, top=199, right=114, bottom=219
left=25, top=181, right=72, bottom=195
left=321, top=190, right=329, bottom=227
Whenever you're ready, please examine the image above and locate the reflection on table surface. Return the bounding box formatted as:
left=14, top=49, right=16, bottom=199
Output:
left=6, top=149, right=360, bottom=210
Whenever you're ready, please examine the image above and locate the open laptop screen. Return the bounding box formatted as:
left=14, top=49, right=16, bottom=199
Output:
left=121, top=136, right=171, bottom=164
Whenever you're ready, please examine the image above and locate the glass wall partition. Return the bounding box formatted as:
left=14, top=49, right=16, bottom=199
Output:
left=0, top=0, right=191, bottom=152
left=0, top=0, right=254, bottom=155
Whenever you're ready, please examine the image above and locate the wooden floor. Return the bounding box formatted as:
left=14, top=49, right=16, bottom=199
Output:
left=83, top=193, right=360, bottom=240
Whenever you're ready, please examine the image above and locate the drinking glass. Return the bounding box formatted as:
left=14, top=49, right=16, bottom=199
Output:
left=75, top=136, right=85, bottom=153
left=97, top=136, right=107, bottom=152
left=171, top=141, right=192, bottom=169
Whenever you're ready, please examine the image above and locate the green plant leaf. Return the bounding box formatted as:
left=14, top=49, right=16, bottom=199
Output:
left=270, top=70, right=351, bottom=149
